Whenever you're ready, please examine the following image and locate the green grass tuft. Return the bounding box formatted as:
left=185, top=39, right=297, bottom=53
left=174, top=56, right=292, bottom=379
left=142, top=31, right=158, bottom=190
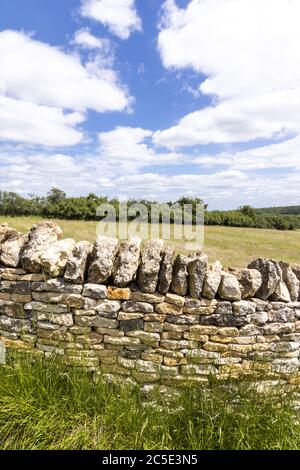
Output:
left=0, top=353, right=299, bottom=450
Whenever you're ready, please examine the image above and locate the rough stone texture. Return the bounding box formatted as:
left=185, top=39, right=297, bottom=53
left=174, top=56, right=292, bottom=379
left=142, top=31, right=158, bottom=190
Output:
left=21, top=222, right=62, bottom=273
left=1, top=228, right=300, bottom=389
left=271, top=281, right=291, bottom=302
left=188, top=253, right=208, bottom=299
left=279, top=261, right=300, bottom=302
left=218, top=272, right=242, bottom=301
left=202, top=261, right=222, bottom=300
left=248, top=258, right=282, bottom=300
left=112, top=238, right=141, bottom=287
left=137, top=240, right=164, bottom=293
left=0, top=230, right=27, bottom=268
left=170, top=254, right=193, bottom=296
left=82, top=284, right=107, bottom=299
left=40, top=238, right=76, bottom=277
left=0, top=224, right=11, bottom=244
left=88, top=237, right=119, bottom=284
left=158, top=246, right=174, bottom=294
left=228, top=268, right=262, bottom=299
left=64, top=241, right=92, bottom=284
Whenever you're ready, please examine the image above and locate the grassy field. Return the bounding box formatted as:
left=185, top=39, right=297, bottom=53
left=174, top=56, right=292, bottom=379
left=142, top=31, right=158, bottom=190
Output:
left=1, top=215, right=300, bottom=267
left=0, top=354, right=299, bottom=450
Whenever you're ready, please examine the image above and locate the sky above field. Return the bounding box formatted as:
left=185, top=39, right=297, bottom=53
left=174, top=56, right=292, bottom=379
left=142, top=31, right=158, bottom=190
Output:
left=0, top=0, right=300, bottom=210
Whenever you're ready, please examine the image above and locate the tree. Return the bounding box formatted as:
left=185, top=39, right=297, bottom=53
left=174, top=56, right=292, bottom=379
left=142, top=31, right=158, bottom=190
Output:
left=47, top=188, right=66, bottom=205
left=239, top=205, right=255, bottom=218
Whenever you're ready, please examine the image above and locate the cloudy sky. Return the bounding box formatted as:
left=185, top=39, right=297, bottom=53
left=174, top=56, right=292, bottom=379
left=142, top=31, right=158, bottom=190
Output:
left=1, top=0, right=300, bottom=209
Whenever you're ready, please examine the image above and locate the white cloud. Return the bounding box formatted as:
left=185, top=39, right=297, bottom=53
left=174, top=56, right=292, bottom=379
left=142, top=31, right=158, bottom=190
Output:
left=0, top=29, right=130, bottom=113
left=0, top=95, right=84, bottom=146
left=156, top=0, right=300, bottom=148
left=81, top=0, right=142, bottom=39
left=193, top=135, right=300, bottom=172
left=73, top=28, right=110, bottom=51
left=98, top=126, right=183, bottom=171
left=154, top=89, right=300, bottom=148
left=2, top=143, right=300, bottom=209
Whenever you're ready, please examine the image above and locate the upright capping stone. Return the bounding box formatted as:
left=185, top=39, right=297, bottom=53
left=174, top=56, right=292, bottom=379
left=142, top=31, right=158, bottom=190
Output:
left=291, top=264, right=300, bottom=300
left=188, top=253, right=208, bottom=298
left=137, top=239, right=164, bottom=293
left=88, top=237, right=119, bottom=284
left=218, top=272, right=242, bottom=301
left=202, top=261, right=222, bottom=300
left=170, top=254, right=193, bottom=296
left=0, top=229, right=27, bottom=268
left=0, top=223, right=11, bottom=244
left=158, top=246, right=174, bottom=294
left=64, top=240, right=92, bottom=284
left=228, top=267, right=262, bottom=299
left=248, top=258, right=282, bottom=300
left=40, top=238, right=76, bottom=278
left=271, top=281, right=291, bottom=302
left=279, top=261, right=300, bottom=302
left=21, top=222, right=63, bottom=273
left=112, top=238, right=141, bottom=287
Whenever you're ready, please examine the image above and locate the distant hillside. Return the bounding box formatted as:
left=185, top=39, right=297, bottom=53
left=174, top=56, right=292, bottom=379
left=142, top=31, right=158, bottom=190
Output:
left=256, top=206, right=300, bottom=216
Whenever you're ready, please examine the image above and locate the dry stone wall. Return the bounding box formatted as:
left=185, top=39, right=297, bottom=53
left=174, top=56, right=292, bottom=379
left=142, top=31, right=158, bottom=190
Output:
left=0, top=221, right=300, bottom=390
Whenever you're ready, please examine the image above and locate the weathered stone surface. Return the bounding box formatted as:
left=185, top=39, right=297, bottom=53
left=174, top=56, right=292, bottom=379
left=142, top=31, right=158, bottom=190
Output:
left=107, top=286, right=131, bottom=300
left=21, top=222, right=62, bottom=273
left=170, top=254, right=193, bottom=296
left=122, top=300, right=153, bottom=313
left=0, top=300, right=26, bottom=318
left=228, top=268, right=262, bottom=299
left=271, top=281, right=291, bottom=303
left=95, top=299, right=121, bottom=316
left=233, top=300, right=256, bottom=316
left=82, top=283, right=107, bottom=299
left=0, top=223, right=11, bottom=244
left=112, top=238, right=141, bottom=287
left=291, top=264, right=300, bottom=299
left=188, top=253, right=208, bottom=299
left=0, top=230, right=27, bottom=268
left=248, top=258, right=282, bottom=300
left=218, top=272, right=242, bottom=301
left=43, top=278, right=82, bottom=294
left=279, top=261, right=299, bottom=302
left=40, top=238, right=76, bottom=277
left=88, top=237, right=119, bottom=284
left=202, top=261, right=222, bottom=300
left=165, top=293, right=185, bottom=307
left=132, top=291, right=164, bottom=304
left=158, top=246, right=174, bottom=294
left=137, top=239, right=164, bottom=293
left=64, top=240, right=92, bottom=284
left=24, top=301, right=68, bottom=314
left=155, top=302, right=183, bottom=315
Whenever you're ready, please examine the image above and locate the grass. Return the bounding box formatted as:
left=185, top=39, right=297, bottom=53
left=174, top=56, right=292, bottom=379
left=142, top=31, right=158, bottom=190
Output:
left=1, top=215, right=300, bottom=267
left=0, top=353, right=299, bottom=450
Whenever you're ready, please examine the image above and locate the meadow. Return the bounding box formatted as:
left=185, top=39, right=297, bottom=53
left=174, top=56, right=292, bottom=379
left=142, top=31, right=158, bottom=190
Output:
left=1, top=215, right=300, bottom=267
left=0, top=353, right=299, bottom=450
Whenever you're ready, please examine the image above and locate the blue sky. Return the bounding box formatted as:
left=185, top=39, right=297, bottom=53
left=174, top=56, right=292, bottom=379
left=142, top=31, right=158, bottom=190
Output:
left=0, top=0, right=300, bottom=210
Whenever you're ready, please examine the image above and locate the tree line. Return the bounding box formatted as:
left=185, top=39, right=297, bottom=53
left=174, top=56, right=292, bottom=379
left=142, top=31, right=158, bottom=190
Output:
left=0, top=189, right=299, bottom=231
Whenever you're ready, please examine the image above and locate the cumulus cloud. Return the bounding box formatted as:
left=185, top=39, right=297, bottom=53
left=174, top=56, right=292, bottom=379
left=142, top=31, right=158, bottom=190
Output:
left=156, top=0, right=300, bottom=148
left=193, top=135, right=300, bottom=172
left=0, top=95, right=84, bottom=146
left=73, top=28, right=110, bottom=51
left=0, top=30, right=130, bottom=113
left=98, top=126, right=183, bottom=171
left=81, top=0, right=142, bottom=39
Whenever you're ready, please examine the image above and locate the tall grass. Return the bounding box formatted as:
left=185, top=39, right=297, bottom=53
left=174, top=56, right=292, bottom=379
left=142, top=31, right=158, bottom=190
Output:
left=0, top=353, right=299, bottom=450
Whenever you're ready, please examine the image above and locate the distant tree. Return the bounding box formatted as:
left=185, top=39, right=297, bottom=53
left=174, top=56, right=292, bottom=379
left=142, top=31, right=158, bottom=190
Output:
left=47, top=188, right=66, bottom=205
left=239, top=205, right=256, bottom=218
